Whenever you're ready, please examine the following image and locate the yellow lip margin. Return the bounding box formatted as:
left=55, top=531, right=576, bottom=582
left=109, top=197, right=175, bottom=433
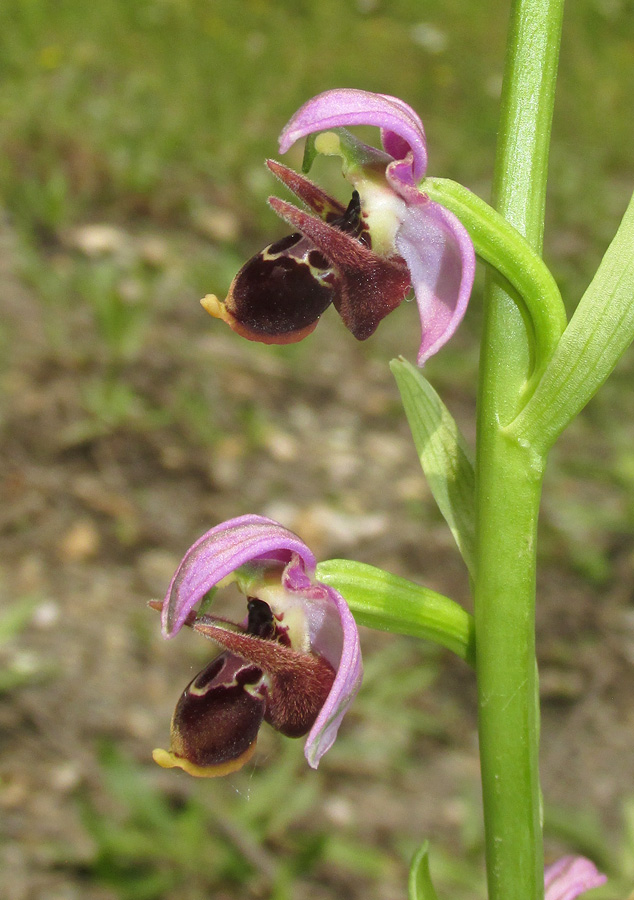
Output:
left=152, top=741, right=257, bottom=778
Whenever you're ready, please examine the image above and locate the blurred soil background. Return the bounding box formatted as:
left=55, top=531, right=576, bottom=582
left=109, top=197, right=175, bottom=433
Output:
left=1, top=1, right=634, bottom=898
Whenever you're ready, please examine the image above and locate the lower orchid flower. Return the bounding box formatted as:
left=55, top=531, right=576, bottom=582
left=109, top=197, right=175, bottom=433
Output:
left=152, top=514, right=362, bottom=776
left=544, top=856, right=607, bottom=900
left=203, top=88, right=475, bottom=366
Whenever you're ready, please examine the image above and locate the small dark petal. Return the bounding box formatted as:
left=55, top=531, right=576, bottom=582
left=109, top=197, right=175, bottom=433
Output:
left=266, top=159, right=347, bottom=220
left=265, top=653, right=336, bottom=738
left=170, top=653, right=266, bottom=770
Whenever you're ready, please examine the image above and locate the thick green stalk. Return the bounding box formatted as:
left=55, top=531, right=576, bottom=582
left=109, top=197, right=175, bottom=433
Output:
left=475, top=1, right=564, bottom=899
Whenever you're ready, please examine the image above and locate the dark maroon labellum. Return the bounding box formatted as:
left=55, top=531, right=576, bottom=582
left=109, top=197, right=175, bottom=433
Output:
left=229, top=240, right=335, bottom=337
left=170, top=653, right=267, bottom=771
left=263, top=652, right=335, bottom=738
left=202, top=156, right=411, bottom=346
left=221, top=191, right=365, bottom=341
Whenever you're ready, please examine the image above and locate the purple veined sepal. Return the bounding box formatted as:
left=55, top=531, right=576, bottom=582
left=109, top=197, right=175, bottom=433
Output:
left=278, top=88, right=429, bottom=182
left=153, top=515, right=362, bottom=776
left=203, top=88, right=475, bottom=366
left=390, top=185, right=474, bottom=364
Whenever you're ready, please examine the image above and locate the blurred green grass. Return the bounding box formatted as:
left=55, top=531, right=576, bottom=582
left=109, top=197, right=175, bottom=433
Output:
left=1, top=0, right=632, bottom=438
left=1, top=0, right=632, bottom=362
left=1, top=1, right=633, bottom=898
left=1, top=0, right=631, bottom=251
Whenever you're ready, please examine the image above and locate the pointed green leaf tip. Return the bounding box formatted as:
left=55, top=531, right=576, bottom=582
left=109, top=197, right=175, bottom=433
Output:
left=510, top=190, right=634, bottom=453
left=408, top=842, right=439, bottom=900
left=390, top=357, right=476, bottom=578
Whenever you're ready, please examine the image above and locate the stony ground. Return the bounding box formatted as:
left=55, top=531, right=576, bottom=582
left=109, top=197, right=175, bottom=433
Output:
left=1, top=216, right=633, bottom=900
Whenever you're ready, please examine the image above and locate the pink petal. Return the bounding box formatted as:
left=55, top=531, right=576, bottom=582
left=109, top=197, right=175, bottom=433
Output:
left=391, top=179, right=475, bottom=365
left=161, top=515, right=316, bottom=637
left=279, top=88, right=428, bottom=181
left=303, top=584, right=363, bottom=768
left=544, top=856, right=607, bottom=900
left=281, top=555, right=362, bottom=766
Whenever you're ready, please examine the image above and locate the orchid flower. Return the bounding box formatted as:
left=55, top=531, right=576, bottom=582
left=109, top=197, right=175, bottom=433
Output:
left=152, top=514, right=362, bottom=776
left=544, top=856, right=607, bottom=900
left=203, top=88, right=475, bottom=366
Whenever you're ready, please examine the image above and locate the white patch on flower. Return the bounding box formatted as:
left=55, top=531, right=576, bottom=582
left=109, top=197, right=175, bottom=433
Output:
left=257, top=584, right=311, bottom=653
left=356, top=180, right=408, bottom=258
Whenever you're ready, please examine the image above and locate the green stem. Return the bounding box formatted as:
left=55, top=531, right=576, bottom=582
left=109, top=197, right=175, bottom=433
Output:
left=475, top=0, right=564, bottom=898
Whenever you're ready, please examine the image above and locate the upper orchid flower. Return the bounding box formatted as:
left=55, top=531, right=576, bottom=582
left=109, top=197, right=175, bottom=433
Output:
left=544, top=856, right=607, bottom=900
left=152, top=514, right=362, bottom=777
left=203, top=88, right=475, bottom=365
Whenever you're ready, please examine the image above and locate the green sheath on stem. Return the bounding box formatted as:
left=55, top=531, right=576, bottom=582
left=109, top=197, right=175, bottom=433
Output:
left=317, top=559, right=475, bottom=667
left=423, top=177, right=567, bottom=387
